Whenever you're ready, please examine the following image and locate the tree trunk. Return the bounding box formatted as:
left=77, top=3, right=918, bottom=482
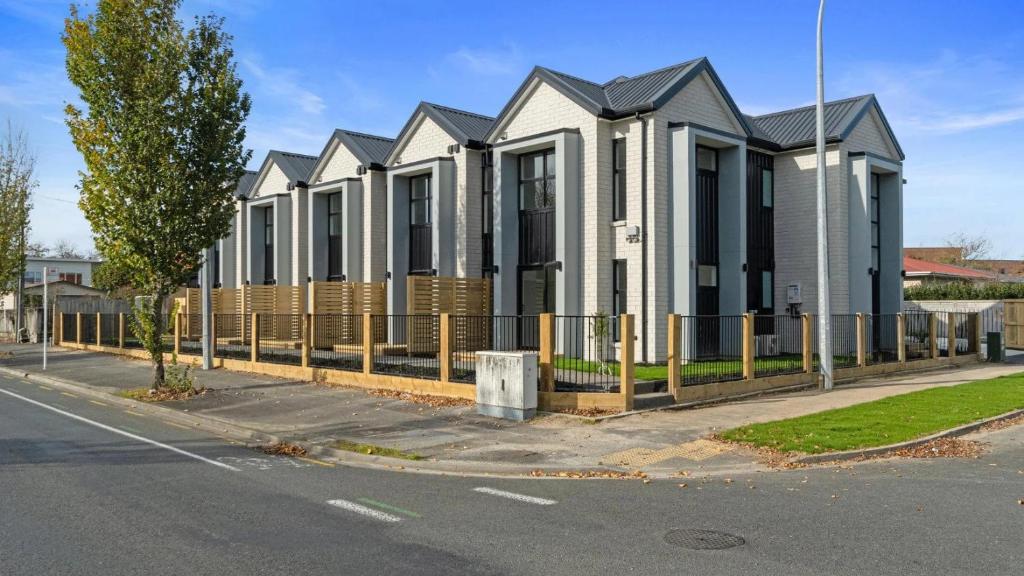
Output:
left=150, top=292, right=166, bottom=390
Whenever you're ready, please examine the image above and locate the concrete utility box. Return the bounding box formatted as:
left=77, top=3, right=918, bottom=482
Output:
left=476, top=351, right=538, bottom=421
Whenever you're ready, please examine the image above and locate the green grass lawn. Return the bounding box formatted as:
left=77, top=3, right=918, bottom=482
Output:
left=719, top=373, right=1024, bottom=454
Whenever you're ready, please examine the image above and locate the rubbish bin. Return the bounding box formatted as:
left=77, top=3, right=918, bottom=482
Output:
left=987, top=332, right=1004, bottom=362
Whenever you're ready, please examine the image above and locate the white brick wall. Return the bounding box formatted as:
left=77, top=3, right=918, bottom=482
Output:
left=316, top=141, right=362, bottom=183
left=393, top=115, right=455, bottom=163
left=253, top=163, right=289, bottom=199
left=844, top=108, right=899, bottom=159
left=364, top=170, right=388, bottom=281
left=292, top=187, right=308, bottom=286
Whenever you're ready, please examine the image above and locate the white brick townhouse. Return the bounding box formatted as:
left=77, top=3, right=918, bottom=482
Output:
left=215, top=55, right=904, bottom=364
left=383, top=102, right=495, bottom=315
left=483, top=57, right=904, bottom=362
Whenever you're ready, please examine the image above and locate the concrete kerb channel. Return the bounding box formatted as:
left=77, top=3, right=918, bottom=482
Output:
left=0, top=365, right=636, bottom=480
left=790, top=407, right=1024, bottom=466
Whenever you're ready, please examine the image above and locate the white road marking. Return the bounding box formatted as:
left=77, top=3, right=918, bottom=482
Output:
left=0, top=387, right=240, bottom=472
left=326, top=499, right=402, bottom=523
left=217, top=456, right=311, bottom=470
left=472, top=487, right=557, bottom=506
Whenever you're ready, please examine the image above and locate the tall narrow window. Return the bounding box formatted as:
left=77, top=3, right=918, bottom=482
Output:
left=327, top=192, right=343, bottom=280
left=612, top=260, right=627, bottom=342
left=518, top=148, right=556, bottom=266
left=871, top=173, right=880, bottom=271
left=481, top=151, right=494, bottom=277
left=409, top=174, right=432, bottom=275
left=212, top=242, right=221, bottom=287
left=263, top=206, right=274, bottom=284
left=612, top=138, right=626, bottom=221
left=761, top=168, right=773, bottom=208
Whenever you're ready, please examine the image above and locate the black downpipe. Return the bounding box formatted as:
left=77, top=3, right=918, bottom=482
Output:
left=636, top=112, right=649, bottom=362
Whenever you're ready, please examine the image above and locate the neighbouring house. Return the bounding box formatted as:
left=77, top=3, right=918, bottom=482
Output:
left=2, top=255, right=102, bottom=309
left=484, top=57, right=904, bottom=362
left=240, top=150, right=318, bottom=287
left=305, top=129, right=394, bottom=283
left=904, top=247, right=1024, bottom=283
left=384, top=102, right=495, bottom=314
left=903, top=255, right=996, bottom=287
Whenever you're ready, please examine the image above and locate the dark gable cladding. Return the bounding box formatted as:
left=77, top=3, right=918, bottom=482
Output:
left=748, top=94, right=905, bottom=160
left=387, top=102, right=496, bottom=164
left=486, top=57, right=751, bottom=141
left=233, top=170, right=258, bottom=199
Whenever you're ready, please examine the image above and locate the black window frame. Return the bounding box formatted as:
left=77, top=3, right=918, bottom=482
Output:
left=481, top=150, right=494, bottom=277
left=212, top=241, right=221, bottom=288
left=518, top=148, right=556, bottom=211
left=612, top=137, right=626, bottom=221
left=409, top=174, right=433, bottom=275
left=263, top=205, right=275, bottom=285
left=612, top=259, right=627, bottom=342
left=871, top=173, right=880, bottom=272
left=327, top=191, right=343, bottom=281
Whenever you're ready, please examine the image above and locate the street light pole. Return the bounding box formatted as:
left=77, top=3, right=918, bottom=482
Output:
left=201, top=246, right=213, bottom=370
left=816, top=0, right=834, bottom=390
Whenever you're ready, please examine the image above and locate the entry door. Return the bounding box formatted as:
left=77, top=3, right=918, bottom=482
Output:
left=870, top=173, right=881, bottom=353
left=517, top=266, right=555, bottom=349
left=695, top=147, right=719, bottom=355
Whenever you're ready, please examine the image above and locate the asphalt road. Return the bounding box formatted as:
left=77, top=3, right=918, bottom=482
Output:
left=1, top=371, right=1021, bottom=576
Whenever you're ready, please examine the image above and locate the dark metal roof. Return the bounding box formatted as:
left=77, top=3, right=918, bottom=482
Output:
left=749, top=95, right=870, bottom=149
left=487, top=57, right=750, bottom=141
left=234, top=170, right=257, bottom=198
left=268, top=150, right=318, bottom=184
left=422, top=102, right=495, bottom=143
left=338, top=130, right=394, bottom=166
left=387, top=102, right=496, bottom=164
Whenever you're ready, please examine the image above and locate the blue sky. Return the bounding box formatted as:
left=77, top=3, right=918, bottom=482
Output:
left=2, top=0, right=1022, bottom=257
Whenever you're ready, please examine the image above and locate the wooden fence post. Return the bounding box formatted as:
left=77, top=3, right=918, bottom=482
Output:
left=897, top=313, right=906, bottom=363
left=76, top=313, right=82, bottom=345
left=948, top=312, right=957, bottom=358
left=301, top=313, right=310, bottom=368
left=174, top=313, right=182, bottom=356
left=96, top=312, right=102, bottom=346
left=210, top=314, right=218, bottom=358
left=362, top=313, right=373, bottom=376
left=856, top=313, right=866, bottom=367
left=439, top=313, right=451, bottom=383
left=118, top=313, right=125, bottom=348
left=620, top=314, right=635, bottom=411
left=742, top=313, right=755, bottom=380
left=250, top=313, right=259, bottom=363
left=667, top=314, right=681, bottom=400
left=802, top=313, right=813, bottom=373
left=539, top=313, right=555, bottom=393
left=929, top=313, right=938, bottom=359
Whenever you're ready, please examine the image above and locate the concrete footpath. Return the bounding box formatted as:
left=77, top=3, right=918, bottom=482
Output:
left=2, top=343, right=1022, bottom=478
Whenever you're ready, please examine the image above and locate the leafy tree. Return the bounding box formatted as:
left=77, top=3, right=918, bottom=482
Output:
left=63, top=0, right=251, bottom=387
left=0, top=119, right=36, bottom=296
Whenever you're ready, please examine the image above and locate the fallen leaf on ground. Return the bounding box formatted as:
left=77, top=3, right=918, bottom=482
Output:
left=260, top=442, right=307, bottom=457
left=367, top=389, right=474, bottom=408
left=529, top=469, right=648, bottom=480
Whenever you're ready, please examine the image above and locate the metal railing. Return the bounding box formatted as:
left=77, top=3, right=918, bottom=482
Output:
left=309, top=314, right=363, bottom=372
left=679, top=315, right=744, bottom=385
left=450, top=315, right=538, bottom=383
left=554, top=315, right=620, bottom=392
left=866, top=314, right=900, bottom=364
left=950, top=312, right=975, bottom=354
left=370, top=315, right=440, bottom=379
left=752, top=315, right=805, bottom=377
left=99, top=314, right=120, bottom=346
left=80, top=313, right=97, bottom=344
left=903, top=312, right=931, bottom=360
left=62, top=314, right=78, bottom=344
left=256, top=314, right=303, bottom=365
left=214, top=314, right=250, bottom=360
left=180, top=314, right=203, bottom=356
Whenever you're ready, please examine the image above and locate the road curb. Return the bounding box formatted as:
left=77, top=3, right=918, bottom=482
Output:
left=790, top=408, right=1024, bottom=465
left=0, top=364, right=636, bottom=479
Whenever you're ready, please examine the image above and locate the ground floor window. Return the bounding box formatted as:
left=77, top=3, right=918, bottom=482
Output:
left=518, top=266, right=556, bottom=315
left=612, top=260, right=626, bottom=341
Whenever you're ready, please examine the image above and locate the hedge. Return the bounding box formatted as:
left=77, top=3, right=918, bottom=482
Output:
left=904, top=282, right=1024, bottom=301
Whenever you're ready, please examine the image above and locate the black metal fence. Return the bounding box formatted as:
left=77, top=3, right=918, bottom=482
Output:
left=370, top=315, right=440, bottom=379
left=80, top=313, right=97, bottom=344
left=180, top=314, right=203, bottom=356
left=309, top=314, right=363, bottom=372
left=554, top=315, right=620, bottom=392
left=866, top=314, right=900, bottom=364
left=903, top=312, right=931, bottom=360
left=214, top=314, right=250, bottom=360
left=99, top=314, right=120, bottom=346
left=160, top=314, right=174, bottom=352
left=752, top=315, right=805, bottom=377
left=256, top=314, right=303, bottom=365
left=950, top=312, right=976, bottom=354
left=450, top=315, right=539, bottom=383
left=62, top=313, right=78, bottom=343
left=680, top=315, right=744, bottom=385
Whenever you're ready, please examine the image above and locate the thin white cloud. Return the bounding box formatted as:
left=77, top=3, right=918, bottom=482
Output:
left=446, top=43, right=524, bottom=76
left=241, top=57, right=325, bottom=115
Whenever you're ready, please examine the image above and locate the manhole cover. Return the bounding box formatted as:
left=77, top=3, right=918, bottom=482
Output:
left=664, top=529, right=745, bottom=550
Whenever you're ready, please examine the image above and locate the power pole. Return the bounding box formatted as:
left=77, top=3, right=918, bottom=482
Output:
left=15, top=223, right=25, bottom=341
left=816, top=0, right=834, bottom=390
left=201, top=246, right=213, bottom=370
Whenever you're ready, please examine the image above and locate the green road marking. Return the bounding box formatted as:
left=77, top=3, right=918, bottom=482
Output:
left=357, top=498, right=421, bottom=519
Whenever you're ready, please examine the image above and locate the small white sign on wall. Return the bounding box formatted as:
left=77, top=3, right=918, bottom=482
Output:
left=787, top=283, right=802, bottom=304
